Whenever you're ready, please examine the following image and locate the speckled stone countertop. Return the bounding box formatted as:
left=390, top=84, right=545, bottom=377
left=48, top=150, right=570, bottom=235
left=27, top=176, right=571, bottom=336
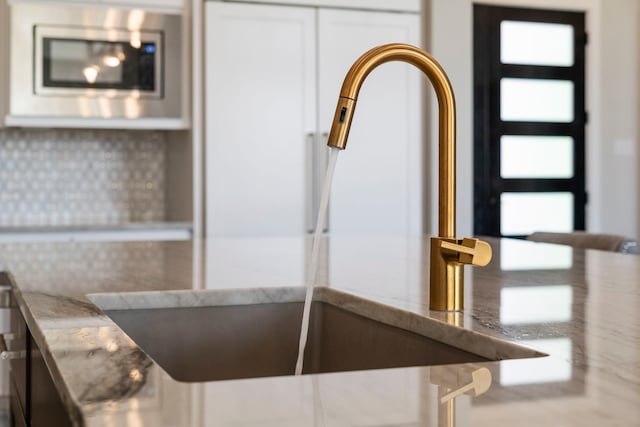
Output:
left=1, top=236, right=639, bottom=426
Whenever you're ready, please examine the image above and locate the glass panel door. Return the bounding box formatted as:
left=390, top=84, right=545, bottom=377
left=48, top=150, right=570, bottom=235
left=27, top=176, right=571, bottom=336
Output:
left=500, top=192, right=574, bottom=235
left=474, top=5, right=586, bottom=238
left=500, top=136, right=574, bottom=179
left=500, top=21, right=574, bottom=66
left=500, top=78, right=574, bottom=122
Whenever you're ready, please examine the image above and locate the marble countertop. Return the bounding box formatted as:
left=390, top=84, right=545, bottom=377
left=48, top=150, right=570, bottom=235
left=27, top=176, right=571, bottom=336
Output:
left=1, top=236, right=639, bottom=426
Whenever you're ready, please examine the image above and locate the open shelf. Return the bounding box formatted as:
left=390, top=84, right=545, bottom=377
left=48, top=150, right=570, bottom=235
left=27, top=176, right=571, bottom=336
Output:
left=0, top=222, right=192, bottom=242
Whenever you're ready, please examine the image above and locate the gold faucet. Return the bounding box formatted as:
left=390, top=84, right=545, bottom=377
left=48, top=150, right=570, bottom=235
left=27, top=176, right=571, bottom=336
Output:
left=326, top=43, right=492, bottom=311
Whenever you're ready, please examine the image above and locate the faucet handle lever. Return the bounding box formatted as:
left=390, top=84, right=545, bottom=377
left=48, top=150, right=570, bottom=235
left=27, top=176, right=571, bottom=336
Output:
left=440, top=238, right=492, bottom=267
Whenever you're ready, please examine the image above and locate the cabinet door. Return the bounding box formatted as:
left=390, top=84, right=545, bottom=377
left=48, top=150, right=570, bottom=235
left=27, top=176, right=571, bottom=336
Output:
left=29, top=336, right=72, bottom=427
left=9, top=0, right=183, bottom=12
left=106, top=0, right=183, bottom=12
left=8, top=294, right=28, bottom=424
left=0, top=0, right=7, bottom=127
left=205, top=2, right=316, bottom=236
left=318, top=9, right=422, bottom=235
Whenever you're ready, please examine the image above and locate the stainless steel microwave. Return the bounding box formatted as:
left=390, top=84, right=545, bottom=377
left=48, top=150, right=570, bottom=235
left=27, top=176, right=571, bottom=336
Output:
left=8, top=4, right=186, bottom=128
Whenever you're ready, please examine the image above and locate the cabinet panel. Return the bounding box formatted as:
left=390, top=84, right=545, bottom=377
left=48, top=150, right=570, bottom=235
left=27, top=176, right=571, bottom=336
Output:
left=0, top=0, right=7, bottom=126
left=29, top=335, right=72, bottom=427
left=8, top=0, right=183, bottom=13
left=10, top=381, right=27, bottom=427
left=205, top=3, right=421, bottom=236
left=318, top=9, right=422, bottom=235
left=107, top=0, right=183, bottom=11
left=8, top=297, right=28, bottom=425
left=216, top=0, right=420, bottom=13
left=205, top=2, right=316, bottom=236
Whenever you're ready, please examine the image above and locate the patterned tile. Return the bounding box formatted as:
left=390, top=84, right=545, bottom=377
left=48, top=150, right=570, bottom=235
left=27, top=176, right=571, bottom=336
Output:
left=0, top=129, right=166, bottom=226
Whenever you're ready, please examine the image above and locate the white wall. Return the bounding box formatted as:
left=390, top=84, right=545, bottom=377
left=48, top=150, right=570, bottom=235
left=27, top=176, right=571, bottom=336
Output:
left=423, top=0, right=474, bottom=237
left=424, top=0, right=639, bottom=239
left=0, top=0, right=7, bottom=125
left=598, top=0, right=638, bottom=238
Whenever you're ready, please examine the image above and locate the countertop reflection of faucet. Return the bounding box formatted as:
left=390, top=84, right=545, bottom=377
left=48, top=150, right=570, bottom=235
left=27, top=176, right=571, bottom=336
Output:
left=326, top=43, right=492, bottom=311
left=431, top=365, right=493, bottom=427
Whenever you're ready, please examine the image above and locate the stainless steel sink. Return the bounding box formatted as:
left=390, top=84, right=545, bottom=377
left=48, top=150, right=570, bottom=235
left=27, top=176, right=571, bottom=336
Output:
left=90, top=287, right=542, bottom=383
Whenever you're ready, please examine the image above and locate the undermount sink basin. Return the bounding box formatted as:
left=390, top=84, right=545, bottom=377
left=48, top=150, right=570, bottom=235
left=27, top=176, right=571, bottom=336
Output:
left=90, top=287, right=542, bottom=383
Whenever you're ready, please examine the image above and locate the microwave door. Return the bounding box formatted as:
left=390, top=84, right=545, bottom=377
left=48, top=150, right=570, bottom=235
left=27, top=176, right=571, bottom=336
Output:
left=34, top=25, right=162, bottom=99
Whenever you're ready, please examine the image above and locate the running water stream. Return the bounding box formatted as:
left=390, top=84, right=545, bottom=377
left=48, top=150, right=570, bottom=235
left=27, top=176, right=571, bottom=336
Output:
left=295, top=147, right=340, bottom=375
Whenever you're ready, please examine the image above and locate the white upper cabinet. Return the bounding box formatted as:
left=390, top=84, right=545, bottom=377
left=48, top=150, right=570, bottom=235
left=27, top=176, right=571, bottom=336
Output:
left=205, top=1, right=422, bottom=237
left=0, top=0, right=7, bottom=126
left=103, top=0, right=183, bottom=13
left=8, top=0, right=184, bottom=13
left=317, top=8, right=421, bottom=235
left=206, top=2, right=316, bottom=236
left=210, top=0, right=419, bottom=13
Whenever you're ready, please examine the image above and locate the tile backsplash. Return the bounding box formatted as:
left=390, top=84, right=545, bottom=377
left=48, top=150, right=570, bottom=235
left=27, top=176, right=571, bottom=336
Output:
left=0, top=128, right=166, bottom=227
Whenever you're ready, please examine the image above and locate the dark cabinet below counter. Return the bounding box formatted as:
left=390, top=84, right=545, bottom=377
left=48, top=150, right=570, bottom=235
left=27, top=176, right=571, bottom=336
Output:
left=3, top=279, right=73, bottom=427
left=29, top=335, right=73, bottom=426
left=8, top=294, right=28, bottom=427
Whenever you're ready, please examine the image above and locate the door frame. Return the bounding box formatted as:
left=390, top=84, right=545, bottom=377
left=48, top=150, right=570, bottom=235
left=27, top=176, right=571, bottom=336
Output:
left=473, top=4, right=586, bottom=237
left=423, top=0, right=600, bottom=236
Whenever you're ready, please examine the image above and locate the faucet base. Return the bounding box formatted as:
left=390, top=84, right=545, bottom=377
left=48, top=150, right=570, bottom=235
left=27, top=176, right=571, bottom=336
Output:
left=429, top=236, right=492, bottom=311
left=429, top=237, right=465, bottom=311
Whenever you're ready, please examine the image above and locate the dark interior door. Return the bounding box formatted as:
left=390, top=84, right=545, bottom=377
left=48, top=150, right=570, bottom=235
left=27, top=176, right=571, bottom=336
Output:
left=473, top=5, right=586, bottom=238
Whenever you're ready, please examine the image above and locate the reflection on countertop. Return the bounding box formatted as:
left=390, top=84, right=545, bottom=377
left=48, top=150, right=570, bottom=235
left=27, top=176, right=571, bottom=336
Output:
left=1, top=236, right=640, bottom=426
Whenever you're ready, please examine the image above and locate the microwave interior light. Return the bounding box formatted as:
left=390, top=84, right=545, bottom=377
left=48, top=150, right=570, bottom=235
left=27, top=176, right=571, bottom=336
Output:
left=83, top=65, right=100, bottom=84
left=102, top=55, right=121, bottom=68
left=130, top=32, right=142, bottom=49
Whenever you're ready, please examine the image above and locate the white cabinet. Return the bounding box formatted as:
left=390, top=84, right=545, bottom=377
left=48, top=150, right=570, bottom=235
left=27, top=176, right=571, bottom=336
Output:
left=211, top=0, right=420, bottom=13
left=0, top=0, right=7, bottom=127
left=7, top=0, right=184, bottom=13
left=205, top=2, right=421, bottom=236
left=317, top=9, right=421, bottom=235
left=103, top=0, right=183, bottom=13
left=206, top=3, right=316, bottom=236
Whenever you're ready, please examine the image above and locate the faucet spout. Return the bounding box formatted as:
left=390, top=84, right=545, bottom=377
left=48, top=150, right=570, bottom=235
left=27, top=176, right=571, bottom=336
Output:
left=326, top=43, right=492, bottom=311
left=327, top=43, right=456, bottom=238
